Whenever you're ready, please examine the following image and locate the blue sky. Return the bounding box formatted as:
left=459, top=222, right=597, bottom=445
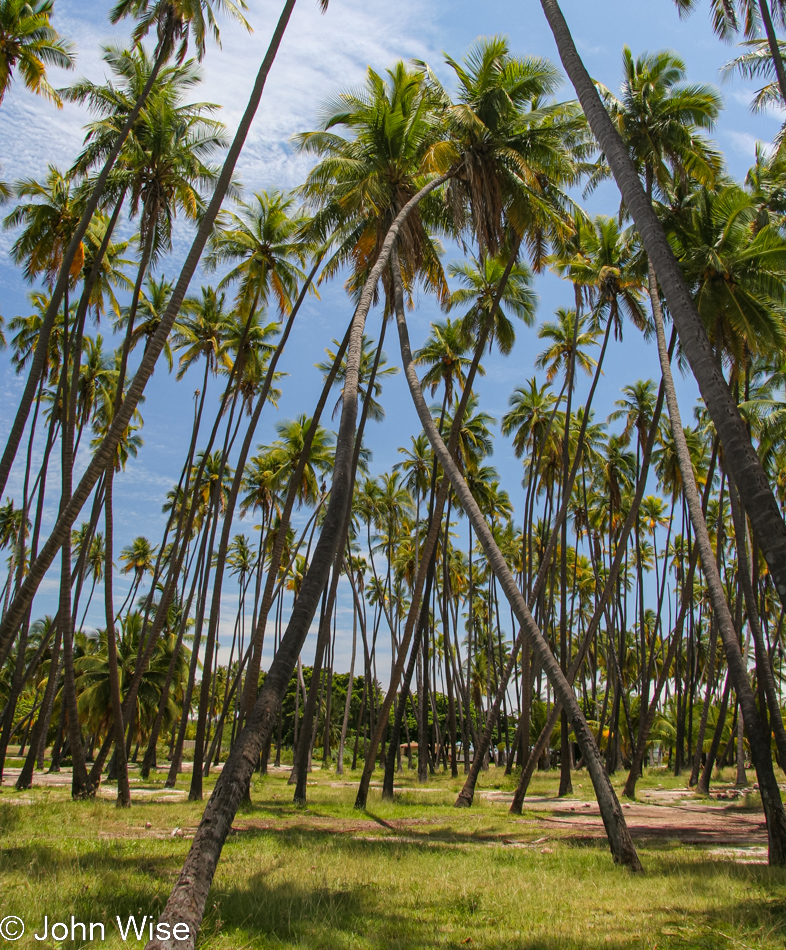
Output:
left=0, top=0, right=781, bottom=674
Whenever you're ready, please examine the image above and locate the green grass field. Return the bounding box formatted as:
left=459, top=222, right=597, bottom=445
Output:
left=0, top=762, right=784, bottom=949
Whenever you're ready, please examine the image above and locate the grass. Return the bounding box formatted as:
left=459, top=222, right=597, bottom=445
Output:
left=0, top=763, right=784, bottom=949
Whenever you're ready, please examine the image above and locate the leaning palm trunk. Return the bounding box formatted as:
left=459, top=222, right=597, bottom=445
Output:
left=392, top=247, right=641, bottom=870
left=649, top=261, right=786, bottom=864
left=539, top=0, right=786, bottom=606
left=143, top=171, right=451, bottom=950
left=0, top=0, right=303, bottom=664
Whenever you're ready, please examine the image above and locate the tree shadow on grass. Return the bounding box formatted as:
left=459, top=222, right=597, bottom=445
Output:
left=210, top=871, right=711, bottom=950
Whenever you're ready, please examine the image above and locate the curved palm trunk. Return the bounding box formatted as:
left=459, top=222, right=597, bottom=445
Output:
left=393, top=248, right=641, bottom=870
left=539, top=0, right=786, bottom=606
left=649, top=261, right=786, bottom=864
left=143, top=168, right=450, bottom=950
left=0, top=0, right=303, bottom=663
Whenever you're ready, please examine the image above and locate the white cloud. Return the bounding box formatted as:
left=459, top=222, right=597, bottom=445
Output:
left=724, top=129, right=773, bottom=159
left=0, top=0, right=442, bottom=201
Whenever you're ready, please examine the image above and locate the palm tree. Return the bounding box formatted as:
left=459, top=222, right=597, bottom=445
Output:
left=425, top=35, right=586, bottom=263
left=0, top=0, right=75, bottom=107
left=413, top=318, right=474, bottom=407
left=0, top=0, right=249, bottom=499
left=603, top=47, right=722, bottom=200
left=316, top=334, right=399, bottom=422
left=207, top=189, right=309, bottom=318
left=4, top=165, right=84, bottom=287
left=118, top=536, right=157, bottom=615
left=446, top=252, right=538, bottom=358
left=663, top=183, right=786, bottom=370
left=536, top=0, right=786, bottom=738
left=111, top=0, right=250, bottom=63
left=391, top=238, right=642, bottom=869
left=535, top=308, right=597, bottom=384
left=259, top=415, right=335, bottom=508
left=675, top=0, right=786, bottom=107
left=295, top=60, right=449, bottom=305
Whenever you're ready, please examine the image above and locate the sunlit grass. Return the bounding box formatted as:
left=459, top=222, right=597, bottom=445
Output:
left=0, top=764, right=783, bottom=949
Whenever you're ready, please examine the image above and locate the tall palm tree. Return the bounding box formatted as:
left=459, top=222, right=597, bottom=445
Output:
left=391, top=237, right=642, bottom=870
left=295, top=60, right=449, bottom=305
left=0, top=0, right=75, bottom=107
left=536, top=0, right=786, bottom=682
left=0, top=0, right=254, bottom=510
left=207, top=189, right=309, bottom=318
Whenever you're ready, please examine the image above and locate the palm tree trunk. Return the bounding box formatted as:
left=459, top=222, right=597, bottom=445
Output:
left=103, top=467, right=131, bottom=806
left=539, top=0, right=786, bottom=607
left=757, top=0, right=786, bottom=107
left=238, top=313, right=350, bottom=722
left=649, top=260, right=786, bottom=863
left=0, top=0, right=305, bottom=664
left=394, top=246, right=641, bottom=870
left=727, top=476, right=786, bottom=769
left=143, top=158, right=451, bottom=950
left=336, top=582, right=357, bottom=775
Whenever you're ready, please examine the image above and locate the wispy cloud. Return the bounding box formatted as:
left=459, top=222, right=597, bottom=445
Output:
left=724, top=129, right=773, bottom=159
left=0, top=0, right=441, bottom=197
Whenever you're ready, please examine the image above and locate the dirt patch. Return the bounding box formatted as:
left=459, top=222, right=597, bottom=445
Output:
left=518, top=798, right=767, bottom=848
